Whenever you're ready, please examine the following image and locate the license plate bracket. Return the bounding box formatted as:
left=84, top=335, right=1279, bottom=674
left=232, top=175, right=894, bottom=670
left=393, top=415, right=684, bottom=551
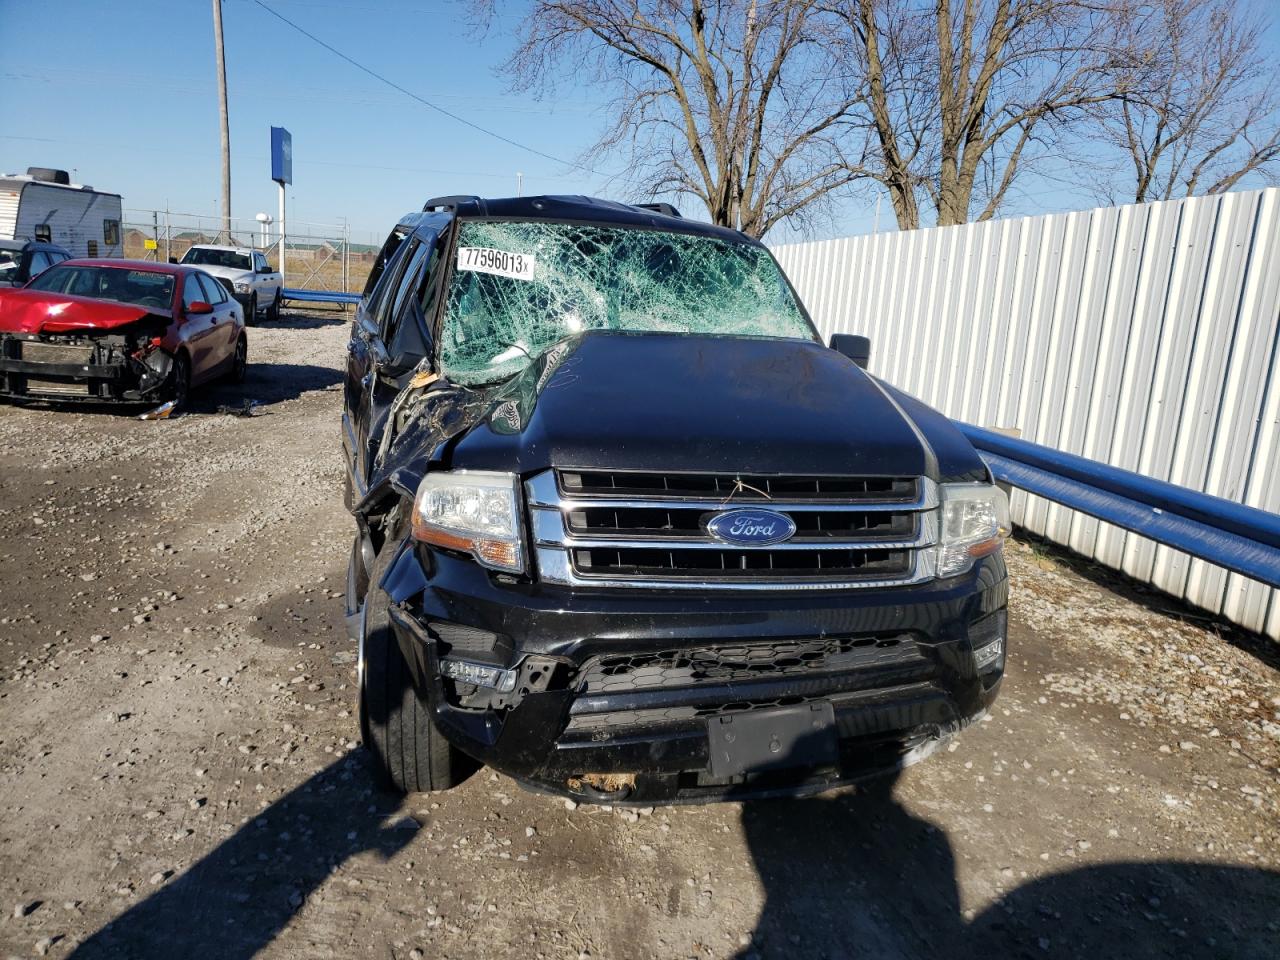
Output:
left=707, top=702, right=837, bottom=778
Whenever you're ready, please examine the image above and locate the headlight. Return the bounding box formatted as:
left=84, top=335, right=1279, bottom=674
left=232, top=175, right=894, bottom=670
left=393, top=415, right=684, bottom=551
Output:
left=411, top=471, right=525, bottom=573
left=936, top=483, right=1010, bottom=578
left=233, top=281, right=251, bottom=293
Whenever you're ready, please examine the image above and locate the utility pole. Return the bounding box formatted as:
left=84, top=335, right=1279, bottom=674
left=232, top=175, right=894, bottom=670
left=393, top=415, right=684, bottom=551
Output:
left=212, top=0, right=232, bottom=242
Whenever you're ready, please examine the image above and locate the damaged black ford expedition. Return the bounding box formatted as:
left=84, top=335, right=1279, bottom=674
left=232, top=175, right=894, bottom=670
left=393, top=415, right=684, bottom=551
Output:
left=343, top=195, right=1010, bottom=805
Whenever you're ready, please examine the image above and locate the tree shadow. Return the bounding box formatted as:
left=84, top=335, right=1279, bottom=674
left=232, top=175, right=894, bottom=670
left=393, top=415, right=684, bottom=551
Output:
left=738, top=770, right=1280, bottom=959
left=69, top=753, right=415, bottom=959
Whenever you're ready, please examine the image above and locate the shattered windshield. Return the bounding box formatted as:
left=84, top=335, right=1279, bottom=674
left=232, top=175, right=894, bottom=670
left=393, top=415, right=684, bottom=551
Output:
left=440, top=221, right=813, bottom=385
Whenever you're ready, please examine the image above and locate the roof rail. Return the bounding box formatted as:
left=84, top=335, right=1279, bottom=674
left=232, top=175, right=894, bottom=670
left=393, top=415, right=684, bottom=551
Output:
left=634, top=202, right=682, bottom=218
left=423, top=195, right=482, bottom=213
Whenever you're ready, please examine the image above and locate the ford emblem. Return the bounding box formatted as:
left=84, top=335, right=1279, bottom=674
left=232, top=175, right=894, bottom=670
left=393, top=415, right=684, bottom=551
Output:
left=704, top=508, right=796, bottom=546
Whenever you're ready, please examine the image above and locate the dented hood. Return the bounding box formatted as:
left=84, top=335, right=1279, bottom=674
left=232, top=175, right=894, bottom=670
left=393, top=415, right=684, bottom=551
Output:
left=0, top=289, right=169, bottom=335
left=448, top=331, right=937, bottom=478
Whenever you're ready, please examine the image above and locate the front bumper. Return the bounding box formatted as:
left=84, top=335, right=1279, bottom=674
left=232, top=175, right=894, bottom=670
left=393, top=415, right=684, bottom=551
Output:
left=380, top=544, right=1008, bottom=805
left=0, top=334, right=172, bottom=403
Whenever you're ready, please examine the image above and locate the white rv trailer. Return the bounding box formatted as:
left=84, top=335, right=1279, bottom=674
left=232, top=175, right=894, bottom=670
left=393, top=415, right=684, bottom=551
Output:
left=0, top=167, right=123, bottom=258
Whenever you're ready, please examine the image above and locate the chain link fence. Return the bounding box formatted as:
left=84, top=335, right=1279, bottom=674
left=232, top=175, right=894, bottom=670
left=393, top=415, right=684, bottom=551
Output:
left=121, top=210, right=378, bottom=295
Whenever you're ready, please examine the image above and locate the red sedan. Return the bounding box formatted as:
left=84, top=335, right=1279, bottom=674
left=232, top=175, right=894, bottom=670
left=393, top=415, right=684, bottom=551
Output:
left=0, top=259, right=246, bottom=405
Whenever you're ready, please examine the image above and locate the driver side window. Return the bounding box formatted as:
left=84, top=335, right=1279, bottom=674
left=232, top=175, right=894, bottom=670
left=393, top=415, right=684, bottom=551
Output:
left=381, top=240, right=429, bottom=344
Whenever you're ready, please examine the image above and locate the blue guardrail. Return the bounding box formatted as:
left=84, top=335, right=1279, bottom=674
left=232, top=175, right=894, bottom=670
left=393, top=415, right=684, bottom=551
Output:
left=958, top=424, right=1280, bottom=589
left=282, top=287, right=362, bottom=305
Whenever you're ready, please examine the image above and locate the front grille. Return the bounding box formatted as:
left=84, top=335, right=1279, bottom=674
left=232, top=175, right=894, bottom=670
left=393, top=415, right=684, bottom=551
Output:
left=578, top=635, right=916, bottom=694
left=527, top=469, right=938, bottom=590
left=20, top=341, right=94, bottom=365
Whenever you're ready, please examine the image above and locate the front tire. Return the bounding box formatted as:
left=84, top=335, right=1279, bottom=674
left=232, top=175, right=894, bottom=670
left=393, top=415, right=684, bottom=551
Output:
left=246, top=294, right=258, bottom=326
left=169, top=351, right=191, bottom=408
left=267, top=292, right=281, bottom=322
left=359, top=530, right=464, bottom=794
left=229, top=334, right=247, bottom=384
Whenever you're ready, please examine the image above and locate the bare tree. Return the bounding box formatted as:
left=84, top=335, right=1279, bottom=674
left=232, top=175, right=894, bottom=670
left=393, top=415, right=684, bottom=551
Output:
left=488, top=0, right=866, bottom=237
left=834, top=0, right=1128, bottom=229
left=1095, top=0, right=1280, bottom=204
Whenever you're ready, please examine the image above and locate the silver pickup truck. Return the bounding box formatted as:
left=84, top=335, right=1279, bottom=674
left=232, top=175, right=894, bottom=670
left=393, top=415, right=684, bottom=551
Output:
left=179, top=245, right=282, bottom=323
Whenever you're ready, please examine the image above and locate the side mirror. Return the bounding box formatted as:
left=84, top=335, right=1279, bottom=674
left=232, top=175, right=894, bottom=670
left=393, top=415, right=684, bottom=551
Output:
left=187, top=300, right=214, bottom=315
left=830, top=333, right=871, bottom=369
left=168, top=257, right=179, bottom=264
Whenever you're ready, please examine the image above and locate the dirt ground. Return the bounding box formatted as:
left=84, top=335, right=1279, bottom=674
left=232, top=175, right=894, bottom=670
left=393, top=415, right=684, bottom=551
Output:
left=0, top=309, right=1277, bottom=960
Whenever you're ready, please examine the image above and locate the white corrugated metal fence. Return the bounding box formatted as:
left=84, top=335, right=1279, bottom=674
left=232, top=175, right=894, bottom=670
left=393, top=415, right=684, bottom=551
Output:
left=772, top=188, right=1280, bottom=639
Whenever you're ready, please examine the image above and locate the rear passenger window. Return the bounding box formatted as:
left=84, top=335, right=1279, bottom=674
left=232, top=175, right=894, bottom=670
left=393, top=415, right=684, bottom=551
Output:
left=183, top=274, right=205, bottom=308
left=198, top=273, right=228, bottom=303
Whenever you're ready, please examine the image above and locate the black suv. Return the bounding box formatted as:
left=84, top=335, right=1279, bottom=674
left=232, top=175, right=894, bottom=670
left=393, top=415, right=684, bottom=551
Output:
left=0, top=240, right=72, bottom=287
left=343, top=195, right=1009, bottom=805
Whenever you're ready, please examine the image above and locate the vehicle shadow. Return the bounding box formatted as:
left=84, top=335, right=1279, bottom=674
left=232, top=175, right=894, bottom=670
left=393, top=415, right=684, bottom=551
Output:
left=265, top=310, right=352, bottom=331
left=195, top=362, right=343, bottom=410
left=737, top=770, right=1280, bottom=959
left=1012, top=532, right=1280, bottom=673
left=68, top=752, right=414, bottom=959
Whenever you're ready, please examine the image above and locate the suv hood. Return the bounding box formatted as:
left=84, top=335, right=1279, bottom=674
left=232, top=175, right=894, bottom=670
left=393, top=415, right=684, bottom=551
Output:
left=447, top=331, right=939, bottom=479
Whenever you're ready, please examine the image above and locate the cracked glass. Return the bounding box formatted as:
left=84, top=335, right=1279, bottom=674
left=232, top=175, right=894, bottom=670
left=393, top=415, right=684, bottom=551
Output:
left=440, top=221, right=813, bottom=385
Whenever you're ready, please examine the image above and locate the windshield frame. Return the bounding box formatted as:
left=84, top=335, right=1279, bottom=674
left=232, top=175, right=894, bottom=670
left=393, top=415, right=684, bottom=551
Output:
left=432, top=216, right=820, bottom=387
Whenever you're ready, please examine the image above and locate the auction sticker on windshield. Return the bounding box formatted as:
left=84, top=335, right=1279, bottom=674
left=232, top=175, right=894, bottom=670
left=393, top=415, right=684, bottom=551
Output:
left=457, top=247, right=536, bottom=281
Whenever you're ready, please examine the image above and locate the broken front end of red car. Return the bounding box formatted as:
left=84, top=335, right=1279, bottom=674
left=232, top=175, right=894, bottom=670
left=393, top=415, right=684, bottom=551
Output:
left=0, top=295, right=175, bottom=403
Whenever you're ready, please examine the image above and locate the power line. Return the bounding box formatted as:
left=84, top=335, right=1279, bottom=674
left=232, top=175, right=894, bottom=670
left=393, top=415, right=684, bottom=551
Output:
left=0, top=134, right=563, bottom=181
left=248, top=0, right=599, bottom=175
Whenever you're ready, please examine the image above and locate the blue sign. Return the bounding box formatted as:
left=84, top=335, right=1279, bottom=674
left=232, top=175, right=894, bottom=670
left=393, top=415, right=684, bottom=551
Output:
left=704, top=508, right=796, bottom=547
left=271, top=126, right=292, bottom=184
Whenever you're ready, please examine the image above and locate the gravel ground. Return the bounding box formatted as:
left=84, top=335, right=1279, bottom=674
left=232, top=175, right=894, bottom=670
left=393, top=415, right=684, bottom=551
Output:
left=0, top=309, right=1276, bottom=960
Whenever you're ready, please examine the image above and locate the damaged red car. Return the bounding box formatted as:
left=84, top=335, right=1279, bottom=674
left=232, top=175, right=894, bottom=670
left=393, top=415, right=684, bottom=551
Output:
left=0, top=259, right=246, bottom=404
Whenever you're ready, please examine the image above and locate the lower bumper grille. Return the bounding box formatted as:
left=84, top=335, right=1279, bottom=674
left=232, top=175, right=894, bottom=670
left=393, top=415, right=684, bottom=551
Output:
left=26, top=378, right=90, bottom=396
left=578, top=634, right=917, bottom=694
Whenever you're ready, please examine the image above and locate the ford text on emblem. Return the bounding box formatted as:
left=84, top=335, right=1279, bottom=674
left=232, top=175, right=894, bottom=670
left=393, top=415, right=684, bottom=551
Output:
left=704, top=508, right=797, bottom=546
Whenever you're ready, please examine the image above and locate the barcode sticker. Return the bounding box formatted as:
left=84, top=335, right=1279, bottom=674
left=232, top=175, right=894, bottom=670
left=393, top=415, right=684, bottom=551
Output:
left=457, top=247, right=536, bottom=281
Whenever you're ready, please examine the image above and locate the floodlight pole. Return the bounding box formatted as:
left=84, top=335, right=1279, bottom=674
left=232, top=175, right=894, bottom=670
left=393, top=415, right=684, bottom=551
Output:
left=212, top=0, right=232, bottom=243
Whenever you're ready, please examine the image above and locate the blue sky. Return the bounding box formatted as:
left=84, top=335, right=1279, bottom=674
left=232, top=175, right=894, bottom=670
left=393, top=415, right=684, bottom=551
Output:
left=2, top=0, right=1277, bottom=246
left=2, top=0, right=619, bottom=245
